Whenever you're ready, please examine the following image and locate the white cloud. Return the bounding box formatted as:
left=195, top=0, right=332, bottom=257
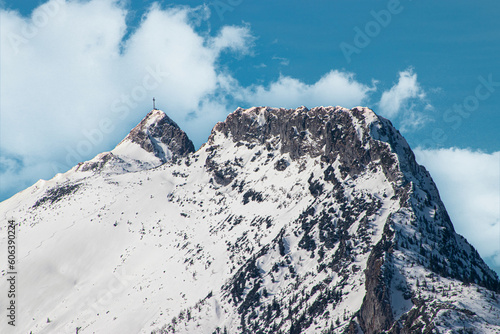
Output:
left=238, top=70, right=376, bottom=109
left=272, top=56, right=289, bottom=66
left=414, top=148, right=500, bottom=272
left=211, top=25, right=254, bottom=55
left=1, top=0, right=127, bottom=155
left=378, top=69, right=428, bottom=122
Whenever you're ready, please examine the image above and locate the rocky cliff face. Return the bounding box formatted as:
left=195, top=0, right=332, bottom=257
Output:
left=123, top=109, right=195, bottom=159
left=1, top=106, right=498, bottom=334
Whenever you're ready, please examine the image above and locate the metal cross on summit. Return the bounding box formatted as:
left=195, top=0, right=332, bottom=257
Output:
left=153, top=97, right=157, bottom=110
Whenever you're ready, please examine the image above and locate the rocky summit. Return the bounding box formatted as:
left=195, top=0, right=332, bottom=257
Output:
left=1, top=106, right=499, bottom=334
left=75, top=109, right=195, bottom=173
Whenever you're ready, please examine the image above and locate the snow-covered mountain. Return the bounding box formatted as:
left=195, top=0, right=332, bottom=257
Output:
left=1, top=106, right=499, bottom=334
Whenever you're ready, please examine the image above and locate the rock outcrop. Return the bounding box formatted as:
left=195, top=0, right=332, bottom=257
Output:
left=123, top=109, right=195, bottom=159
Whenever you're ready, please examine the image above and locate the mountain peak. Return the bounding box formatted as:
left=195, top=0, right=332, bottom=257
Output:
left=210, top=106, right=378, bottom=145
left=208, top=106, right=385, bottom=175
left=76, top=109, right=195, bottom=173
left=117, top=109, right=194, bottom=159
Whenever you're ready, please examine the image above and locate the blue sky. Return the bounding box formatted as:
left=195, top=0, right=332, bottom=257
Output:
left=1, top=1, right=499, bottom=273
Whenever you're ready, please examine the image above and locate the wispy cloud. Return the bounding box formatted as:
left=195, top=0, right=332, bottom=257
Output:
left=379, top=69, right=424, bottom=117
left=272, top=56, right=289, bottom=66
left=378, top=69, right=431, bottom=131
left=211, top=25, right=255, bottom=55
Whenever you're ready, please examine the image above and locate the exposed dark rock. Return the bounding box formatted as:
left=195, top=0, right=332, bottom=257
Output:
left=274, top=158, right=289, bottom=171
left=209, top=106, right=395, bottom=181
left=205, top=158, right=238, bottom=186
left=124, top=109, right=195, bottom=159
left=308, top=173, right=323, bottom=197
left=242, top=189, right=264, bottom=205
left=357, top=218, right=395, bottom=334
left=32, top=183, right=81, bottom=208
left=76, top=152, right=115, bottom=172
